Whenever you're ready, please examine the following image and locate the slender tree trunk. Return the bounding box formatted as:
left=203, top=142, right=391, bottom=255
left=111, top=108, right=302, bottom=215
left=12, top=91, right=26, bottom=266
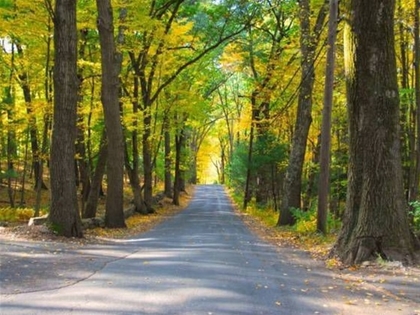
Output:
left=410, top=0, right=420, bottom=202
left=164, top=114, right=172, bottom=198
left=84, top=132, right=107, bottom=219
left=15, top=44, right=48, bottom=191
left=220, top=140, right=226, bottom=185
left=317, top=0, right=338, bottom=234
left=96, top=0, right=126, bottom=228
left=34, top=115, right=50, bottom=217
left=76, top=29, right=92, bottom=210
left=49, top=0, right=83, bottom=237
left=19, top=77, right=46, bottom=190
left=143, top=107, right=155, bottom=211
left=124, top=139, right=148, bottom=215
left=123, top=71, right=148, bottom=215
left=331, top=0, right=418, bottom=265
left=303, top=134, right=321, bottom=211
left=278, top=0, right=328, bottom=226
left=173, top=128, right=185, bottom=206
left=243, top=105, right=256, bottom=210
left=5, top=84, right=16, bottom=208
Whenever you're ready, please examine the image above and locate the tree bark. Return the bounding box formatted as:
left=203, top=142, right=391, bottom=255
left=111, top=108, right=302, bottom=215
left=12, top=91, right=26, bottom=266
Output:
left=83, top=132, right=107, bottom=219
left=331, top=0, right=418, bottom=265
left=317, top=0, right=338, bottom=234
left=410, top=0, right=420, bottom=202
left=96, top=0, right=126, bottom=228
left=173, top=126, right=186, bottom=206
left=49, top=0, right=83, bottom=237
left=142, top=106, right=155, bottom=212
left=164, top=114, right=172, bottom=198
left=278, top=0, right=328, bottom=225
left=76, top=29, right=91, bottom=209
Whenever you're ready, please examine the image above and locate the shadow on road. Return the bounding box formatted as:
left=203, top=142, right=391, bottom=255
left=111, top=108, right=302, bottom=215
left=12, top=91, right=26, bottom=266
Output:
left=1, top=185, right=419, bottom=315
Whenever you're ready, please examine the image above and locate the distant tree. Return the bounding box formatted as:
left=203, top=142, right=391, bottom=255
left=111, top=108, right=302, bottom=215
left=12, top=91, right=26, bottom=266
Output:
left=49, top=0, right=83, bottom=237
left=331, top=0, right=419, bottom=264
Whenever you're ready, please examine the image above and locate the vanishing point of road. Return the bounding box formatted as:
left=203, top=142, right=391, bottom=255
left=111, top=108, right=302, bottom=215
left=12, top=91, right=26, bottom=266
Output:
left=1, top=185, right=419, bottom=314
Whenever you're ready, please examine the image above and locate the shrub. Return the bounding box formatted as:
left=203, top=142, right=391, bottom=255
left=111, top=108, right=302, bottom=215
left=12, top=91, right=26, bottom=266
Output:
left=409, top=201, right=420, bottom=231
left=0, top=207, right=45, bottom=223
left=290, top=207, right=341, bottom=234
left=291, top=208, right=317, bottom=233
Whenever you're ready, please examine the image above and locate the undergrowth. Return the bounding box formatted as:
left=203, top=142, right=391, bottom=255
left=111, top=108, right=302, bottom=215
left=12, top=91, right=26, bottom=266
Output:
left=0, top=207, right=47, bottom=223
left=409, top=201, right=420, bottom=232
left=227, top=188, right=338, bottom=263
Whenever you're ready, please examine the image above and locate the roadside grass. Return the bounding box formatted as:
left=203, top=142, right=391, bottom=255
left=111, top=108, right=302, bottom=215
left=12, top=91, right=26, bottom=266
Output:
left=227, top=188, right=337, bottom=264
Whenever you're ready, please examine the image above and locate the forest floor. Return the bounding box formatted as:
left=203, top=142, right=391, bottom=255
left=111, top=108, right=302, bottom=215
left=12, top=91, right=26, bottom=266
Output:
left=0, top=184, right=419, bottom=312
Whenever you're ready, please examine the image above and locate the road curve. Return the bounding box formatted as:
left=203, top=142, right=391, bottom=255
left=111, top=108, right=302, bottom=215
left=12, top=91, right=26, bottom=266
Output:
left=1, top=185, right=418, bottom=314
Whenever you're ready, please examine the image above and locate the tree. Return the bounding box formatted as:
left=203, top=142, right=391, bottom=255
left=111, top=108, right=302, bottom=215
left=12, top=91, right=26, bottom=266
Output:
left=331, top=0, right=418, bottom=265
left=412, top=0, right=420, bottom=203
left=317, top=0, right=338, bottom=234
left=121, top=0, right=248, bottom=212
left=396, top=0, right=420, bottom=208
left=278, top=0, right=328, bottom=226
left=96, top=0, right=126, bottom=228
left=49, top=0, right=83, bottom=237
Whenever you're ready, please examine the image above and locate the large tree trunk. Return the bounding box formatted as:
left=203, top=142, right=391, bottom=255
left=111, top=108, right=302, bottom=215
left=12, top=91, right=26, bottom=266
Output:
left=331, top=0, right=418, bottom=265
left=96, top=0, right=126, bottom=228
left=49, top=0, right=83, bottom=238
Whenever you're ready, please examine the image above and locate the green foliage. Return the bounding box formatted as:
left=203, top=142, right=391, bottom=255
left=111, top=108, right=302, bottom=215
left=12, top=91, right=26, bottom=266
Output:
left=0, top=168, right=18, bottom=180
left=290, top=207, right=317, bottom=233
left=226, top=140, right=248, bottom=193
left=247, top=204, right=278, bottom=227
left=409, top=201, right=420, bottom=231
left=228, top=189, right=278, bottom=226
left=290, top=207, right=341, bottom=234
left=254, top=133, right=287, bottom=169
left=226, top=134, right=287, bottom=195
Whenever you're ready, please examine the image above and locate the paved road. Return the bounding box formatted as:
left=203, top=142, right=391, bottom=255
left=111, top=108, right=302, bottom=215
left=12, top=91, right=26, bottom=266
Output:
left=1, top=185, right=419, bottom=314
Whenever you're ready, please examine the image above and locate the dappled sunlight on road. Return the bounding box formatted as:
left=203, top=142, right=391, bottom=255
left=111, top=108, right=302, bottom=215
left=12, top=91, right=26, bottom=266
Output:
left=1, top=186, right=418, bottom=315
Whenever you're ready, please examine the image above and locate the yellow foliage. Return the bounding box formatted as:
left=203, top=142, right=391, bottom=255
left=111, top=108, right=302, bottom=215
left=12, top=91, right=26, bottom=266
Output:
left=0, top=207, right=45, bottom=222
left=219, top=42, right=247, bottom=73
left=295, top=212, right=317, bottom=233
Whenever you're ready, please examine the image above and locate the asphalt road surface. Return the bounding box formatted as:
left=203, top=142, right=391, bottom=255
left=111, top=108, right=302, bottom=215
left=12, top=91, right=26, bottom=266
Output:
left=1, top=185, right=419, bottom=314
